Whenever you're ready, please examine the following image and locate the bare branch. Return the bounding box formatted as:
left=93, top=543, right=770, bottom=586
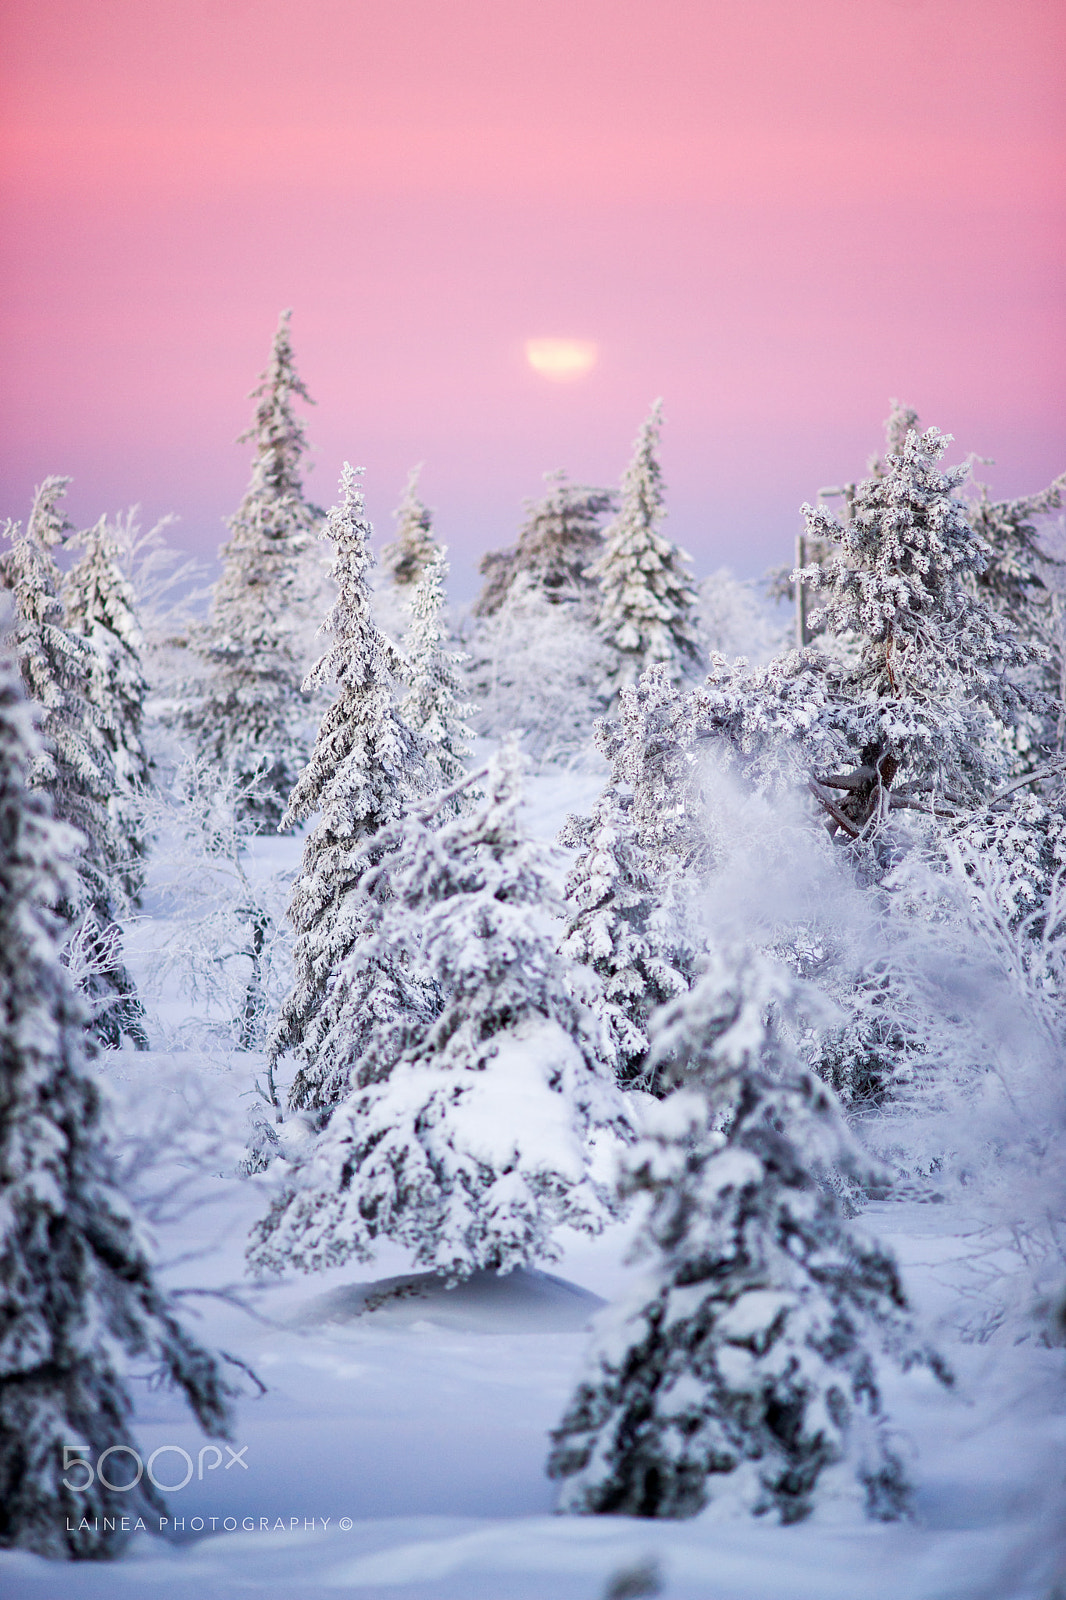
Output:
left=807, top=776, right=860, bottom=837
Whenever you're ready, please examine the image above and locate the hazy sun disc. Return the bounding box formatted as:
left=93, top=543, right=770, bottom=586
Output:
left=525, top=337, right=598, bottom=382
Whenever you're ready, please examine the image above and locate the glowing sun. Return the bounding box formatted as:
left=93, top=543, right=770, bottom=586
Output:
left=525, top=337, right=599, bottom=382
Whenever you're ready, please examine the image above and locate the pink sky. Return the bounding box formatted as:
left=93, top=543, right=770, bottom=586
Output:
left=2, top=0, right=1063, bottom=593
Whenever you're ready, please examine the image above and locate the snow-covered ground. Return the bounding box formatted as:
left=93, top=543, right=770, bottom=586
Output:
left=3, top=769, right=1064, bottom=1600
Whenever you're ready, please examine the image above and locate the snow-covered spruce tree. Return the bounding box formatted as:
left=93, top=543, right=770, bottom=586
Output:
left=62, top=515, right=150, bottom=906
left=548, top=945, right=946, bottom=1523
left=2, top=479, right=106, bottom=851
left=797, top=423, right=1039, bottom=836
left=194, top=310, right=324, bottom=827
left=561, top=664, right=711, bottom=1093
left=590, top=401, right=700, bottom=699
left=0, top=649, right=233, bottom=1560
left=967, top=471, right=1066, bottom=770
left=270, top=463, right=426, bottom=1112
left=399, top=545, right=474, bottom=799
left=249, top=746, right=631, bottom=1280
left=474, top=471, right=615, bottom=617
left=1, top=479, right=145, bottom=1049
left=380, top=464, right=437, bottom=589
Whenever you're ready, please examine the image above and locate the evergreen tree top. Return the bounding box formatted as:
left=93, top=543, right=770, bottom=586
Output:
left=282, top=462, right=419, bottom=835
left=869, top=399, right=922, bottom=478
left=796, top=424, right=1039, bottom=799
left=475, top=471, right=615, bottom=616
left=200, top=314, right=324, bottom=827
left=400, top=543, right=473, bottom=796
left=302, top=462, right=390, bottom=688
left=1, top=476, right=74, bottom=631
left=236, top=308, right=318, bottom=511
left=610, top=398, right=667, bottom=538
left=381, top=464, right=437, bottom=588
left=1, top=477, right=103, bottom=780
left=64, top=515, right=145, bottom=655
left=590, top=401, right=700, bottom=687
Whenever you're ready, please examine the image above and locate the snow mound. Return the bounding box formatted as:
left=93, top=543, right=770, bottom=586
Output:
left=286, top=1267, right=605, bottom=1334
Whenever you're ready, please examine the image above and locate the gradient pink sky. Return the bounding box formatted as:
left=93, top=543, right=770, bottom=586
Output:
left=2, top=0, right=1064, bottom=594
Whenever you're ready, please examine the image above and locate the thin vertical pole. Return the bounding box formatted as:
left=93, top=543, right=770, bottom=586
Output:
left=795, top=533, right=808, bottom=650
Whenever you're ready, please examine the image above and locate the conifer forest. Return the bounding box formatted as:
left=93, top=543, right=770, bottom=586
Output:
left=2, top=315, right=1065, bottom=1599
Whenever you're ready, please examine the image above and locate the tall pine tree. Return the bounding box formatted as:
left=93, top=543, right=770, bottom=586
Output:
left=1, top=479, right=145, bottom=1048
left=400, top=546, right=473, bottom=800
left=63, top=514, right=150, bottom=906
left=0, top=647, right=233, bottom=1559
left=270, top=463, right=425, bottom=1111
left=380, top=465, right=437, bottom=589
left=590, top=401, right=700, bottom=699
left=195, top=310, right=324, bottom=827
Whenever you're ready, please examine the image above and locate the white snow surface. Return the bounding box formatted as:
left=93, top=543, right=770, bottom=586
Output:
left=3, top=766, right=1065, bottom=1599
